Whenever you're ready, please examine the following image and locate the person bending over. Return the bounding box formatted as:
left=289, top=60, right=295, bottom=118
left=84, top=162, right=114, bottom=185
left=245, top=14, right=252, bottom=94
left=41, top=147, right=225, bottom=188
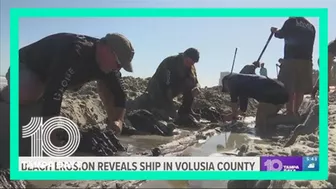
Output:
left=221, top=73, right=289, bottom=132
left=0, top=32, right=135, bottom=135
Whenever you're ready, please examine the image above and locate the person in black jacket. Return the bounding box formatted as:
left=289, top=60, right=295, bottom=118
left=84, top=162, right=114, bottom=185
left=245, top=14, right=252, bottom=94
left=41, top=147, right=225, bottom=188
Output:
left=271, top=17, right=316, bottom=116
left=0, top=32, right=135, bottom=135
left=221, top=73, right=289, bottom=133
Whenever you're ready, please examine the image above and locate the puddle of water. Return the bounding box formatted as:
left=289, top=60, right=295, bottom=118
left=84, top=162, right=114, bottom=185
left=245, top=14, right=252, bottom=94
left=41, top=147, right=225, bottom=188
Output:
left=118, top=129, right=193, bottom=153
left=27, top=117, right=270, bottom=189
left=118, top=119, right=210, bottom=153
left=139, top=117, right=271, bottom=188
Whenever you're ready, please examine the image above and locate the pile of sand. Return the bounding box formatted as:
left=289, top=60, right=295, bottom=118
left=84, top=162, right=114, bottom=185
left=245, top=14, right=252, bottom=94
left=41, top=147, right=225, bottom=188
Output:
left=0, top=76, right=258, bottom=188
left=2, top=76, right=330, bottom=189
left=60, top=76, right=258, bottom=129
left=227, top=93, right=336, bottom=188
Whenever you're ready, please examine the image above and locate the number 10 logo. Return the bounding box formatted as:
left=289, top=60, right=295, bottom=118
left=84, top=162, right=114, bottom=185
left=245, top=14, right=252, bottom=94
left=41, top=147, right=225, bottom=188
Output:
left=264, top=159, right=283, bottom=171
left=22, top=116, right=81, bottom=157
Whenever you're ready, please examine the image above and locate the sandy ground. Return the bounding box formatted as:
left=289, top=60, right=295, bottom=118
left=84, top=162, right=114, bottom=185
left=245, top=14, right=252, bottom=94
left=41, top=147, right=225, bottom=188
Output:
left=1, top=76, right=335, bottom=188
left=40, top=93, right=335, bottom=189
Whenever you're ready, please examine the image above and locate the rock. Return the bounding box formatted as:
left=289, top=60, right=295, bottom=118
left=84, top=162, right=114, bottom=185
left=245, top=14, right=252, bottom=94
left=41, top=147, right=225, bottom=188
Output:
left=328, top=173, right=336, bottom=187
left=0, top=170, right=27, bottom=188
left=295, top=180, right=310, bottom=187
left=284, top=104, right=319, bottom=147
left=174, top=114, right=201, bottom=128
left=245, top=151, right=261, bottom=156
left=75, top=127, right=126, bottom=156
left=227, top=180, right=257, bottom=188
left=126, top=109, right=175, bottom=136
left=151, top=148, right=161, bottom=156
left=59, top=76, right=258, bottom=134
left=253, top=180, right=270, bottom=188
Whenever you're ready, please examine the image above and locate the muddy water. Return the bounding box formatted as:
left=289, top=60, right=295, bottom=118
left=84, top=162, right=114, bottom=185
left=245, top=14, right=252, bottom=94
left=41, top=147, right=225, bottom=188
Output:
left=26, top=117, right=271, bottom=188
left=118, top=129, right=193, bottom=154
left=137, top=117, right=268, bottom=189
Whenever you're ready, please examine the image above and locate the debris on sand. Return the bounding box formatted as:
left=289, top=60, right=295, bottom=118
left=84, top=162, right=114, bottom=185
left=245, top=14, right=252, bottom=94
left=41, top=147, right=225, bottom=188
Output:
left=0, top=170, right=27, bottom=189
left=2, top=76, right=332, bottom=189
left=124, top=109, right=176, bottom=136
left=226, top=94, right=336, bottom=189
left=76, top=127, right=126, bottom=156
left=60, top=77, right=258, bottom=135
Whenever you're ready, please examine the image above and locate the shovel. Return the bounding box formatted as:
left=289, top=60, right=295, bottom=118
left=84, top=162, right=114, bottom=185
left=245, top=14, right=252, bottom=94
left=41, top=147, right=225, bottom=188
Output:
left=256, top=32, right=274, bottom=63
left=230, top=47, right=238, bottom=73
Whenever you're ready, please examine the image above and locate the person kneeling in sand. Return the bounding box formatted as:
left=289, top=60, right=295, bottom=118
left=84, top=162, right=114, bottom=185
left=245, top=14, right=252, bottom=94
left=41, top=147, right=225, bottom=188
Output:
left=0, top=32, right=135, bottom=135
left=221, top=73, right=290, bottom=134
left=144, top=48, right=202, bottom=126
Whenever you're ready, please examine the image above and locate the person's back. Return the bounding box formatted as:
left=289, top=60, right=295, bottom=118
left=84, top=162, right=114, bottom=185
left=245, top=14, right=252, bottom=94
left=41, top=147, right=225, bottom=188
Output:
left=273, top=17, right=315, bottom=116
left=224, top=73, right=288, bottom=105
left=19, top=33, right=100, bottom=82
left=147, top=53, right=195, bottom=95
left=276, top=17, right=316, bottom=61
left=239, top=61, right=260, bottom=75
left=240, top=65, right=256, bottom=74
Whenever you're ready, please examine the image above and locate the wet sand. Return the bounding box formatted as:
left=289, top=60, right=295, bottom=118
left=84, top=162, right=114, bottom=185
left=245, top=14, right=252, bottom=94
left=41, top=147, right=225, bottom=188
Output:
left=25, top=93, right=336, bottom=189
left=24, top=116, right=270, bottom=189
left=1, top=76, right=335, bottom=188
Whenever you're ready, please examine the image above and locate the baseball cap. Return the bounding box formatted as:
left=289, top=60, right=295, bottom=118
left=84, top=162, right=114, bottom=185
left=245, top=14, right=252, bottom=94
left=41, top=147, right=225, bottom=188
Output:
left=184, top=48, right=200, bottom=63
left=101, top=33, right=135, bottom=72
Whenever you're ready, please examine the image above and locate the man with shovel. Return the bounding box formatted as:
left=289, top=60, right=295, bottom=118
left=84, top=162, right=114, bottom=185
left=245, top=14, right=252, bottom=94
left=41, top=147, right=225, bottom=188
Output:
left=272, top=17, right=316, bottom=116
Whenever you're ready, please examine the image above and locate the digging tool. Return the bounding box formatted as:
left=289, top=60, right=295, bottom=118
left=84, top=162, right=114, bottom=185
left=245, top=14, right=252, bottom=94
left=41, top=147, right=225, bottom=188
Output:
left=230, top=47, right=238, bottom=73
left=256, top=32, right=274, bottom=63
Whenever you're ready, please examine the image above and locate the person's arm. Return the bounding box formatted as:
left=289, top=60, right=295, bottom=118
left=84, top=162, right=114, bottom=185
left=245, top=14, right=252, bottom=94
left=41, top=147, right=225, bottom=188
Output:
left=191, top=65, right=201, bottom=88
left=102, top=71, right=127, bottom=122
left=274, top=18, right=294, bottom=39
left=156, top=58, right=174, bottom=100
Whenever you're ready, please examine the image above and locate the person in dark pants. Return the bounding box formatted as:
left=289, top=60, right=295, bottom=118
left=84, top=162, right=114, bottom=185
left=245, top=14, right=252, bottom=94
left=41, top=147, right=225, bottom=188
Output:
left=221, top=73, right=289, bottom=133
left=239, top=61, right=260, bottom=74
left=271, top=17, right=316, bottom=116
left=0, top=32, right=135, bottom=135
left=144, top=48, right=201, bottom=126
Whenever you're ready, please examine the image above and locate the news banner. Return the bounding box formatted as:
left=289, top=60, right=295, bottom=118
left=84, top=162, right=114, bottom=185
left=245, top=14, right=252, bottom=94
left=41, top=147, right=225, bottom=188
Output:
left=19, top=156, right=319, bottom=172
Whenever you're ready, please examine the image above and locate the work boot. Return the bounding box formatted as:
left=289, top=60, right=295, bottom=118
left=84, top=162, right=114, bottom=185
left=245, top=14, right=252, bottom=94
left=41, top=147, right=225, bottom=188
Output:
left=177, top=103, right=201, bottom=121
left=174, top=113, right=200, bottom=128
